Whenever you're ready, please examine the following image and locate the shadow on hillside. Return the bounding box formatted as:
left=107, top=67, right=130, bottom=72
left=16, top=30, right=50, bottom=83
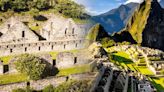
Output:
left=112, top=55, right=133, bottom=64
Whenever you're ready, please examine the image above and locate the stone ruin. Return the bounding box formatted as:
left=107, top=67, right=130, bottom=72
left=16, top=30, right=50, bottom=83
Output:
left=0, top=51, right=93, bottom=75
left=0, top=16, right=91, bottom=56
left=56, top=52, right=92, bottom=68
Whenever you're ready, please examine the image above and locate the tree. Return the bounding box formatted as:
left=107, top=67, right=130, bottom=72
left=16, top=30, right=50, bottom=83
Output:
left=15, top=54, right=46, bottom=80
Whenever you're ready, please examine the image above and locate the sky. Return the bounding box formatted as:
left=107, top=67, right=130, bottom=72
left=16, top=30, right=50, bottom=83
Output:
left=75, top=0, right=161, bottom=15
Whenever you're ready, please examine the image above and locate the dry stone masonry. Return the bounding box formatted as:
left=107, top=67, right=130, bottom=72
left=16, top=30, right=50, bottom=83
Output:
left=0, top=16, right=91, bottom=57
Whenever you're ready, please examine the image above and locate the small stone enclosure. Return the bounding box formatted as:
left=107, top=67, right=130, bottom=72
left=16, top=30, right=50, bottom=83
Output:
left=0, top=52, right=91, bottom=75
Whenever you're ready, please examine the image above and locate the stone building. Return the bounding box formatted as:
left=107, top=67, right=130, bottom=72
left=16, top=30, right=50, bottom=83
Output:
left=56, top=51, right=93, bottom=68
left=0, top=15, right=91, bottom=74
left=149, top=60, right=164, bottom=75
left=56, top=52, right=76, bottom=68
left=40, top=16, right=85, bottom=41
left=0, top=16, right=90, bottom=56
left=0, top=17, right=39, bottom=43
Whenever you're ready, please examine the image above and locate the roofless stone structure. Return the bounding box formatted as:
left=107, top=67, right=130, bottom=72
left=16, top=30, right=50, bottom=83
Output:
left=0, top=16, right=90, bottom=56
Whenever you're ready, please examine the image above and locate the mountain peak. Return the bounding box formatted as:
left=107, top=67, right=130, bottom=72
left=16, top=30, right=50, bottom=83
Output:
left=114, top=0, right=164, bottom=51
left=91, top=3, right=139, bottom=33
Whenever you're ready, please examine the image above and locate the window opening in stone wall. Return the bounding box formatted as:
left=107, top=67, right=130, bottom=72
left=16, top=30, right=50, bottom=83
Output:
left=22, top=31, right=25, bottom=38
left=53, top=59, right=56, bottom=66
left=3, top=65, right=9, bottom=73
left=64, top=44, right=66, bottom=49
left=74, top=57, right=77, bottom=64
left=8, top=24, right=10, bottom=29
left=65, top=28, right=67, bottom=35
left=51, top=45, right=54, bottom=50
left=10, top=49, right=13, bottom=53
left=25, top=47, right=27, bottom=52
left=76, top=43, right=78, bottom=48
left=39, top=46, right=41, bottom=51
left=72, top=28, right=75, bottom=34
left=27, top=82, right=30, bottom=86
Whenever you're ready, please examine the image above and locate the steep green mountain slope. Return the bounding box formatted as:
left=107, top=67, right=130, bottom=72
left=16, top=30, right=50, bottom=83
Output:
left=126, top=0, right=151, bottom=44
left=113, top=0, right=164, bottom=50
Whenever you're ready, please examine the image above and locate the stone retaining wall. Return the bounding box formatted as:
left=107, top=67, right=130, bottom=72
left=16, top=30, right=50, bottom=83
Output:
left=0, top=73, right=95, bottom=92
left=0, top=39, right=88, bottom=57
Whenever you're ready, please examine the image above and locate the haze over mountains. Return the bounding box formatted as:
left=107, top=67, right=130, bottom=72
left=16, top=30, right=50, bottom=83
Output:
left=92, top=0, right=164, bottom=34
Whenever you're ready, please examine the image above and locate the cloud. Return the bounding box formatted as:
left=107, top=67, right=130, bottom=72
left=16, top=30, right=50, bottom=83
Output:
left=125, top=0, right=161, bottom=4
left=125, top=0, right=144, bottom=4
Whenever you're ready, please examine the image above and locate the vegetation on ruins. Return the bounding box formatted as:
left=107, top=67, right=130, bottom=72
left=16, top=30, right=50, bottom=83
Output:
left=12, top=80, right=92, bottom=92
left=12, top=88, right=26, bottom=92
left=14, top=54, right=46, bottom=80
left=12, top=86, right=32, bottom=92
left=53, top=80, right=92, bottom=92
left=43, top=84, right=54, bottom=92
left=0, top=0, right=89, bottom=19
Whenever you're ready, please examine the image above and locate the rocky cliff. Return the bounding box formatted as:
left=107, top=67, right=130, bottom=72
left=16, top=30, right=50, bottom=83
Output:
left=113, top=0, right=164, bottom=51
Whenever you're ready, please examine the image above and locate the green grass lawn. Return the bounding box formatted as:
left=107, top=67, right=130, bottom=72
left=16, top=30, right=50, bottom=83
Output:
left=57, top=64, right=91, bottom=76
left=0, top=73, right=28, bottom=85
left=0, top=64, right=91, bottom=85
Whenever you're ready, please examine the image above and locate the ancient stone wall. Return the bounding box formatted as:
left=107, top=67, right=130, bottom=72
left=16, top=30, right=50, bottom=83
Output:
left=0, top=73, right=95, bottom=92
left=56, top=51, right=93, bottom=68
left=0, top=39, right=87, bottom=57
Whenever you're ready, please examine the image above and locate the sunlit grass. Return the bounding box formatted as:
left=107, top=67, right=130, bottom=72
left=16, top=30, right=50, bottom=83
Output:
left=57, top=64, right=91, bottom=76
left=0, top=73, right=28, bottom=85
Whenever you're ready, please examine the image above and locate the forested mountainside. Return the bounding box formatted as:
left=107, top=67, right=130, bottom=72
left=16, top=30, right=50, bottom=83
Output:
left=0, top=0, right=89, bottom=19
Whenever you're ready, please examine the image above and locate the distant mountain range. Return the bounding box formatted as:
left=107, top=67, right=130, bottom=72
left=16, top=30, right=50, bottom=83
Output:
left=92, top=1, right=164, bottom=34
left=91, top=3, right=139, bottom=34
